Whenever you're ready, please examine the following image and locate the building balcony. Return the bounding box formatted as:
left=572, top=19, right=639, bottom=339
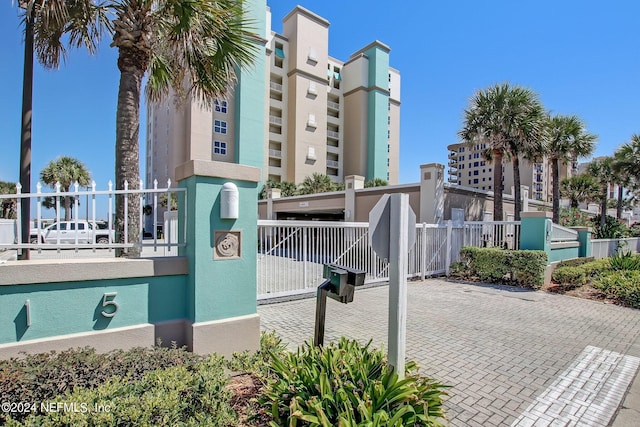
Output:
left=327, top=100, right=339, bottom=111
left=268, top=149, right=282, bottom=159
left=448, top=168, right=458, bottom=175
left=327, top=159, right=339, bottom=168
left=269, top=115, right=283, bottom=125
left=327, top=130, right=340, bottom=140
left=270, top=81, right=282, bottom=92
left=449, top=151, right=458, bottom=158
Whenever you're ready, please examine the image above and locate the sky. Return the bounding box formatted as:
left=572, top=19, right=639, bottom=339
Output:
left=1, top=0, right=639, bottom=191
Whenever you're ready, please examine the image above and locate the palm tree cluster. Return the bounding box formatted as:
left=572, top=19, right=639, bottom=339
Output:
left=16, top=0, right=259, bottom=256
left=260, top=172, right=386, bottom=199
left=459, top=83, right=598, bottom=223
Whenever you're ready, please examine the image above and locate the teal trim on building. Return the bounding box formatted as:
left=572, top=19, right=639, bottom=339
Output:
left=180, top=175, right=258, bottom=324
left=234, top=0, right=267, bottom=170
left=0, top=276, right=187, bottom=344
left=364, top=44, right=390, bottom=181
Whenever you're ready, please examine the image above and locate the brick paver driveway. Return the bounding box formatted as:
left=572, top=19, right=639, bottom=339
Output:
left=258, top=279, right=640, bottom=426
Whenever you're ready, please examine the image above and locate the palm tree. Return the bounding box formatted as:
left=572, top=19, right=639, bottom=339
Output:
left=0, top=181, right=18, bottom=219
left=560, top=174, right=599, bottom=208
left=16, top=0, right=109, bottom=258
left=614, top=135, right=640, bottom=181
left=544, top=115, right=597, bottom=224
left=588, top=157, right=614, bottom=229
left=40, top=156, right=92, bottom=220
left=365, top=178, right=388, bottom=188
left=459, top=83, right=545, bottom=221
left=297, top=173, right=336, bottom=195
left=613, top=135, right=640, bottom=218
left=260, top=179, right=297, bottom=199
left=23, top=0, right=259, bottom=257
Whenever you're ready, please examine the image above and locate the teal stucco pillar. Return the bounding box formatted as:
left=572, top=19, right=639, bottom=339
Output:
left=176, top=160, right=261, bottom=357
left=574, top=227, right=592, bottom=258
left=520, top=211, right=552, bottom=259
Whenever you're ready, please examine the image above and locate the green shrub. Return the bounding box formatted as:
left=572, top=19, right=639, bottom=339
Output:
left=261, top=338, right=449, bottom=426
left=455, top=247, right=547, bottom=289
left=592, top=271, right=640, bottom=309
left=609, top=251, right=640, bottom=271
left=0, top=345, right=203, bottom=423
left=557, top=257, right=595, bottom=268
left=12, top=355, right=235, bottom=427
left=592, top=214, right=628, bottom=239
left=581, top=258, right=612, bottom=277
left=551, top=266, right=587, bottom=290
left=227, top=330, right=288, bottom=376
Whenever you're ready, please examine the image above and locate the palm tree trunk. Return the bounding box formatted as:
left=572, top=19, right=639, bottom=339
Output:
left=512, top=156, right=521, bottom=221
left=63, top=194, right=71, bottom=221
left=600, top=186, right=607, bottom=228
left=493, top=150, right=504, bottom=221
left=616, top=185, right=624, bottom=219
left=115, top=51, right=143, bottom=258
left=552, top=159, right=560, bottom=224
left=18, top=5, right=34, bottom=260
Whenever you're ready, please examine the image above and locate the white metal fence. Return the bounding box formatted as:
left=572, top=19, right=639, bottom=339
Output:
left=0, top=180, right=186, bottom=256
left=591, top=237, right=640, bottom=259
left=257, top=220, right=520, bottom=300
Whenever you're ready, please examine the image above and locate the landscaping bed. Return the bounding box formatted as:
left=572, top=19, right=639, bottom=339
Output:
left=1, top=333, right=449, bottom=426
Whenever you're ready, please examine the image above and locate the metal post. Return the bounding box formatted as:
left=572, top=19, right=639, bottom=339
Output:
left=445, top=220, right=452, bottom=275
left=313, top=281, right=331, bottom=346
left=388, top=194, right=409, bottom=379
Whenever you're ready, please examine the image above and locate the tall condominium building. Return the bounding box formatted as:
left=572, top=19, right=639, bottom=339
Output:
left=447, top=142, right=574, bottom=202
left=146, top=4, right=400, bottom=189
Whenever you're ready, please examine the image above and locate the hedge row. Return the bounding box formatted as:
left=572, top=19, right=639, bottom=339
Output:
left=450, top=247, right=547, bottom=289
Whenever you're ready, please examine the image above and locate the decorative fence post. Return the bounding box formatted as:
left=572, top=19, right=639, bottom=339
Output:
left=176, top=160, right=261, bottom=357
left=519, top=211, right=552, bottom=257
left=574, top=227, right=592, bottom=258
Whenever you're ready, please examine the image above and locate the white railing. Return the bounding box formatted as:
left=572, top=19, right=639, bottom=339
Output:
left=591, top=237, right=640, bottom=259
left=461, top=221, right=521, bottom=250
left=0, top=179, right=186, bottom=257
left=256, top=220, right=521, bottom=300
left=551, top=223, right=578, bottom=242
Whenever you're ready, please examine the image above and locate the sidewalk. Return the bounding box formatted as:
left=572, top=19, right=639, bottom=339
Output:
left=258, top=279, right=640, bottom=426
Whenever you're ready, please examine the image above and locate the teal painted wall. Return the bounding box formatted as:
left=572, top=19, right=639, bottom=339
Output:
left=549, top=246, right=580, bottom=263
left=0, top=276, right=186, bottom=344
left=365, top=44, right=390, bottom=181
left=234, top=0, right=267, bottom=170
left=520, top=216, right=551, bottom=253
left=180, top=175, right=258, bottom=323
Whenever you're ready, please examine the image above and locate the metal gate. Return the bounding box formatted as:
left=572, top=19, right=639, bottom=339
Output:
left=257, top=220, right=520, bottom=300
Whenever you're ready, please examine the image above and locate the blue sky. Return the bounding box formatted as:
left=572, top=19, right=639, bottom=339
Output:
left=1, top=0, right=638, bottom=190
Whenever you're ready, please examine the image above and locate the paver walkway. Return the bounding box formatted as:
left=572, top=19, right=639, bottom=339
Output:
left=258, top=279, right=640, bottom=426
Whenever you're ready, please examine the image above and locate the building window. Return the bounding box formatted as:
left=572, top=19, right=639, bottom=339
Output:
left=214, top=120, right=227, bottom=134
left=473, top=170, right=478, bottom=176
left=214, top=100, right=227, bottom=114
left=459, top=147, right=465, bottom=153
left=473, top=179, right=478, bottom=184
left=480, top=161, right=486, bottom=166
left=213, top=141, right=227, bottom=155
left=474, top=161, right=479, bottom=167
left=460, top=155, right=465, bottom=161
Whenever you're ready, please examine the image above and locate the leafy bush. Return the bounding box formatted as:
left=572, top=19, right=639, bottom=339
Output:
left=0, top=345, right=203, bottom=423
left=559, top=207, right=592, bottom=227
left=551, top=266, right=587, bottom=290
left=557, top=257, right=595, bottom=268
left=592, top=214, right=628, bottom=239
left=261, top=338, right=448, bottom=426
left=12, top=355, right=235, bottom=427
left=227, top=330, right=288, bottom=376
left=453, top=247, right=547, bottom=289
left=592, top=271, right=640, bottom=309
left=609, top=251, right=640, bottom=271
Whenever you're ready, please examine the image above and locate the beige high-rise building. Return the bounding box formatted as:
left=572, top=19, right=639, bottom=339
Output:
left=447, top=142, right=574, bottom=202
left=146, top=4, right=400, bottom=190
